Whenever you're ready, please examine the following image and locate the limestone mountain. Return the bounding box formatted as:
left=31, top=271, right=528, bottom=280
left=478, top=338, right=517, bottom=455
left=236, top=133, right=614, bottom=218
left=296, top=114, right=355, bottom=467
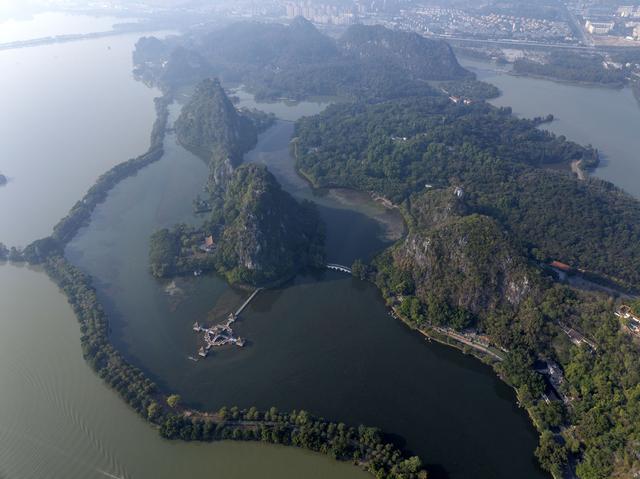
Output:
left=174, top=78, right=261, bottom=189
left=175, top=78, right=257, bottom=162
left=338, top=24, right=473, bottom=81
left=374, top=188, right=536, bottom=328
left=134, top=21, right=472, bottom=100
left=213, top=164, right=325, bottom=285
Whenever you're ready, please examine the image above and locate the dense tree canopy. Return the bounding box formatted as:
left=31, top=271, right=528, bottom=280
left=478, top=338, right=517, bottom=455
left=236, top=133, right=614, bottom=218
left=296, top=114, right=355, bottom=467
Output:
left=294, top=96, right=640, bottom=288
left=513, top=52, right=627, bottom=86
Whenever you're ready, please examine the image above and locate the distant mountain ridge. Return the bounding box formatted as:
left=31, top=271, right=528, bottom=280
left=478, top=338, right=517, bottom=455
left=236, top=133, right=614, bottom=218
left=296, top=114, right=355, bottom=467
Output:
left=134, top=18, right=473, bottom=100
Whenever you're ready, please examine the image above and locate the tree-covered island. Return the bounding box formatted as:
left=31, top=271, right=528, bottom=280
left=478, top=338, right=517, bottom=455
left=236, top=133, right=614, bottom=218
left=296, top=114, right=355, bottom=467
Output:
left=150, top=78, right=324, bottom=286
left=511, top=50, right=640, bottom=108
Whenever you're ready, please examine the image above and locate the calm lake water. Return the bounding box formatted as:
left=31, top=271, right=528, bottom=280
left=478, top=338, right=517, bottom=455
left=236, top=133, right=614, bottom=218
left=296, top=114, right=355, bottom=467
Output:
left=460, top=57, right=640, bottom=199
left=67, top=101, right=546, bottom=479
left=0, top=12, right=135, bottom=44
left=0, top=263, right=368, bottom=479
left=0, top=33, right=159, bottom=247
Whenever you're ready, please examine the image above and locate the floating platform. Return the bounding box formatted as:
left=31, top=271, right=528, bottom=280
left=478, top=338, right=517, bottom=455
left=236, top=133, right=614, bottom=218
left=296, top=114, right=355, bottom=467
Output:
left=191, top=289, right=261, bottom=358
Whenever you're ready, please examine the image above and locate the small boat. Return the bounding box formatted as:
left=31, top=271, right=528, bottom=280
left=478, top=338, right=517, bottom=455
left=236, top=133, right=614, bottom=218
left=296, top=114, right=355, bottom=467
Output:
left=187, top=355, right=198, bottom=362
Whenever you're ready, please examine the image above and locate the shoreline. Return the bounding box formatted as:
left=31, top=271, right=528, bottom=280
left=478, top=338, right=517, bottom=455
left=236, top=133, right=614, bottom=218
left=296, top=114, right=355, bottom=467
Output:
left=293, top=149, right=408, bottom=243
left=380, top=289, right=568, bottom=478
left=508, top=70, right=626, bottom=90
left=0, top=23, right=169, bottom=51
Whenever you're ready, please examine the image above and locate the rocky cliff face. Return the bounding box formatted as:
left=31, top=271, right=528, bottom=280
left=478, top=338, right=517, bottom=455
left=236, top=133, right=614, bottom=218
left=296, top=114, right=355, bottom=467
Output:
left=407, top=187, right=469, bottom=230
left=214, top=164, right=325, bottom=285
left=376, top=188, right=535, bottom=322
left=396, top=214, right=533, bottom=315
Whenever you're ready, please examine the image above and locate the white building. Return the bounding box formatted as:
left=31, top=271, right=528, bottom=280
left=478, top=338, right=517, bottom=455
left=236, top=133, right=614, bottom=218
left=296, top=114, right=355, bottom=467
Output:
left=618, top=5, right=635, bottom=17
left=585, top=20, right=615, bottom=35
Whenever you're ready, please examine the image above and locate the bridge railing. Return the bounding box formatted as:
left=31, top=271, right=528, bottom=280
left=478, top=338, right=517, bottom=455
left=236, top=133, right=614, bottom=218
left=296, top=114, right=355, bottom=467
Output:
left=326, top=263, right=352, bottom=274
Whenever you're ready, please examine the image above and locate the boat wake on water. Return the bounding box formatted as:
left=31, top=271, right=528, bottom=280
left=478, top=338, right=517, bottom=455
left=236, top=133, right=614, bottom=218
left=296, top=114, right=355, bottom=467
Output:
left=97, top=469, right=126, bottom=479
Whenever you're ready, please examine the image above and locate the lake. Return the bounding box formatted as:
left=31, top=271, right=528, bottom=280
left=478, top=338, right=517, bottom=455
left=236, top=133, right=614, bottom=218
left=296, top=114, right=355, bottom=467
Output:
left=0, top=12, right=136, bottom=45
left=0, top=263, right=369, bottom=479
left=4, top=24, right=639, bottom=479
left=0, top=33, right=159, bottom=247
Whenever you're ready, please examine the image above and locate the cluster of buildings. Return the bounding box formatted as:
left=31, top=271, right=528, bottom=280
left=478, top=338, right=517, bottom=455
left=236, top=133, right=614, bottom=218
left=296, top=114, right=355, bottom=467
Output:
left=583, top=16, right=640, bottom=41
left=193, top=315, right=246, bottom=359
left=617, top=5, right=640, bottom=18
left=616, top=305, right=640, bottom=336
left=568, top=1, right=640, bottom=43
left=284, top=1, right=360, bottom=25
left=397, top=7, right=574, bottom=43
left=200, top=235, right=216, bottom=253
left=585, top=19, right=615, bottom=34
left=615, top=6, right=640, bottom=40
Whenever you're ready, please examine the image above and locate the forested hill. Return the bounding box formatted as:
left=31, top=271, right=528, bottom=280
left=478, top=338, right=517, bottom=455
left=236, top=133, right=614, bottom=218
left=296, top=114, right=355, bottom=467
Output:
left=213, top=164, right=325, bottom=285
left=339, top=24, right=472, bottom=81
left=154, top=78, right=323, bottom=286
left=513, top=52, right=627, bottom=87
left=149, top=164, right=325, bottom=286
left=374, top=188, right=537, bottom=328
left=295, top=97, right=597, bottom=200
left=198, top=16, right=339, bottom=71
left=133, top=19, right=473, bottom=100
left=293, top=96, right=640, bottom=288
left=174, top=78, right=274, bottom=190
left=175, top=78, right=257, bottom=162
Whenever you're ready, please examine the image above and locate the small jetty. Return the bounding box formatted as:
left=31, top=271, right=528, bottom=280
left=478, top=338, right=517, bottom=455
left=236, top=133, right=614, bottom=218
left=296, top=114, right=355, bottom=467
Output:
left=192, top=288, right=262, bottom=358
